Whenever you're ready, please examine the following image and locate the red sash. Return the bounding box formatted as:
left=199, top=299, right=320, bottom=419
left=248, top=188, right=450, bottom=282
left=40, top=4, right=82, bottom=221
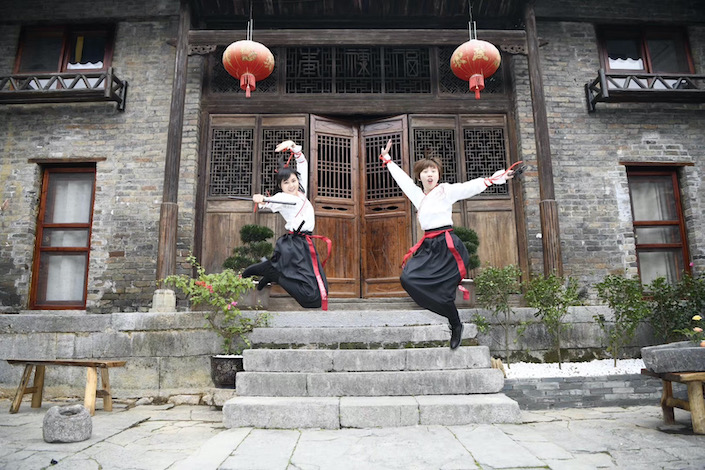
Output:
left=401, top=228, right=470, bottom=301
left=290, top=231, right=332, bottom=311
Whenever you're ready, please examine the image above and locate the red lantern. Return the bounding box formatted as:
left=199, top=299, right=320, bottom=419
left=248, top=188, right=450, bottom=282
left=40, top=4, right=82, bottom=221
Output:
left=222, top=40, right=274, bottom=98
left=450, top=39, right=501, bottom=99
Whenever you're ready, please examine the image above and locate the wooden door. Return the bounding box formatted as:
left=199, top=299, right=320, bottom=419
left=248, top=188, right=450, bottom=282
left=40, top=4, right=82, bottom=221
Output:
left=360, top=117, right=412, bottom=297
left=310, top=116, right=360, bottom=297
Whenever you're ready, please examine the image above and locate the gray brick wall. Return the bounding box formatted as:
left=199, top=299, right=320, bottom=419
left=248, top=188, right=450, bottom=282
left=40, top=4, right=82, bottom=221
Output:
left=503, top=374, right=663, bottom=410
left=0, top=3, right=202, bottom=312
left=513, top=10, right=705, bottom=300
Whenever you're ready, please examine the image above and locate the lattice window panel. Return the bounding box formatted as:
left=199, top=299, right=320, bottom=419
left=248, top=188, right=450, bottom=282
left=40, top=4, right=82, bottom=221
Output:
left=464, top=127, right=508, bottom=196
left=210, top=46, right=278, bottom=94
left=384, top=48, right=431, bottom=93
left=316, top=134, right=353, bottom=199
left=260, top=128, right=306, bottom=196
left=335, top=47, right=382, bottom=93
left=438, top=46, right=504, bottom=95
left=286, top=47, right=333, bottom=93
left=364, top=133, right=403, bottom=200
left=412, top=128, right=459, bottom=184
left=209, top=128, right=254, bottom=197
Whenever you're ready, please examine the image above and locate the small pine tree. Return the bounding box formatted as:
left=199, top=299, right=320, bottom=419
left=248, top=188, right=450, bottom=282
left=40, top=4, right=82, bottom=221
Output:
left=453, top=226, right=480, bottom=271
left=223, top=225, right=275, bottom=271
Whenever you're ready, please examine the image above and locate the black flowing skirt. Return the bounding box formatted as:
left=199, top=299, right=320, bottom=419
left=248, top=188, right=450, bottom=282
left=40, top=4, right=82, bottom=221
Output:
left=271, top=232, right=329, bottom=309
left=400, top=227, right=469, bottom=327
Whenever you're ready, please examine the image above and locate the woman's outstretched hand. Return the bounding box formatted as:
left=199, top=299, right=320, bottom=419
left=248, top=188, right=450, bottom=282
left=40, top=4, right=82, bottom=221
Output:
left=275, top=140, right=296, bottom=152
left=379, top=139, right=393, bottom=164
left=252, top=194, right=265, bottom=204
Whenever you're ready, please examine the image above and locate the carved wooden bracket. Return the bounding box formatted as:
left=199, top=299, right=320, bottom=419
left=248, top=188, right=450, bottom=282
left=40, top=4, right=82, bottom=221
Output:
left=189, top=44, right=217, bottom=55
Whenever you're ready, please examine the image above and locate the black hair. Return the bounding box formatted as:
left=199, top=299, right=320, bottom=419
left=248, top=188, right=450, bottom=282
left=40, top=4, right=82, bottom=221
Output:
left=275, top=166, right=303, bottom=193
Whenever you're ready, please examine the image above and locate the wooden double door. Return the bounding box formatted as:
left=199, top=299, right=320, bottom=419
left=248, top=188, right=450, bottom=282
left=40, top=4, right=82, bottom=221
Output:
left=200, top=113, right=520, bottom=299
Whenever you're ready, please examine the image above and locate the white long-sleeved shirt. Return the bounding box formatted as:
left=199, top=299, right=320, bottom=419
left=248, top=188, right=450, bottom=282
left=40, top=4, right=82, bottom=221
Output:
left=261, top=146, right=316, bottom=232
left=386, top=161, right=488, bottom=231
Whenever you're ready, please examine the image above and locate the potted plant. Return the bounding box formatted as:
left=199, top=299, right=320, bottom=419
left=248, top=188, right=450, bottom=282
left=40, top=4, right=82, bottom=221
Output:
left=163, top=254, right=270, bottom=388
left=453, top=226, right=480, bottom=306
left=223, top=224, right=275, bottom=308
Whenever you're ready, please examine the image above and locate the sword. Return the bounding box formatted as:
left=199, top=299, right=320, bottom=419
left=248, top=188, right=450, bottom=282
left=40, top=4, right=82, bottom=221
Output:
left=227, top=196, right=297, bottom=205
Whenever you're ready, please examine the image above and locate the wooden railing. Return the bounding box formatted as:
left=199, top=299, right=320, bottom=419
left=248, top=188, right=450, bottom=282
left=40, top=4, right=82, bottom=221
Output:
left=585, top=68, right=705, bottom=112
left=0, top=67, right=128, bottom=111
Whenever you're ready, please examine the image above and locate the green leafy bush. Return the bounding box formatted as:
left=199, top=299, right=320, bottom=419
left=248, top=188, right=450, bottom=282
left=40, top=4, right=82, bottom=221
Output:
left=594, top=274, right=650, bottom=366
left=524, top=273, right=582, bottom=369
left=223, top=224, right=274, bottom=271
left=474, top=264, right=522, bottom=367
left=453, top=226, right=480, bottom=271
left=646, top=273, right=705, bottom=343
left=163, top=254, right=269, bottom=354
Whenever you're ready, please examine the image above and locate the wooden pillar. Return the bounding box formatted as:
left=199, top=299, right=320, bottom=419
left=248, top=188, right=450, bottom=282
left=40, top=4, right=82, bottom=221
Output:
left=524, top=0, right=563, bottom=276
left=157, top=0, right=190, bottom=281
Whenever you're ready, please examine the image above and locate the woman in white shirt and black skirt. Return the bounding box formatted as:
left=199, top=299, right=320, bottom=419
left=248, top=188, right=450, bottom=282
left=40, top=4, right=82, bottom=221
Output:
left=380, top=144, right=514, bottom=349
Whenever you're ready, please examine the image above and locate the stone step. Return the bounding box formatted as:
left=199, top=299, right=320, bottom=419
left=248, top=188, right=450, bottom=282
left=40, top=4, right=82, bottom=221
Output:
left=267, top=296, right=423, bottom=311
left=222, top=394, right=522, bottom=429
left=236, top=368, right=504, bottom=397
left=243, top=346, right=492, bottom=372
left=249, top=323, right=478, bottom=349
left=260, top=309, right=459, bottom=328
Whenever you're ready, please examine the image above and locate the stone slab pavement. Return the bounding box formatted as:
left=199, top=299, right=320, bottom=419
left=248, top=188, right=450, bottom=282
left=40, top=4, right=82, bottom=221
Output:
left=1, top=398, right=704, bottom=469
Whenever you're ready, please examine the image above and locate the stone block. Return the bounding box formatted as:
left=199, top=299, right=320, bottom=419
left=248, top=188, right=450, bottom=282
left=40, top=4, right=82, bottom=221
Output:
left=244, top=349, right=334, bottom=372
left=405, top=346, right=491, bottom=370
left=235, top=372, right=308, bottom=396
left=43, top=404, right=92, bottom=443
left=339, top=396, right=419, bottom=428
left=332, top=350, right=406, bottom=372
left=223, top=396, right=340, bottom=429
left=149, top=289, right=176, bottom=312
left=417, top=394, right=521, bottom=425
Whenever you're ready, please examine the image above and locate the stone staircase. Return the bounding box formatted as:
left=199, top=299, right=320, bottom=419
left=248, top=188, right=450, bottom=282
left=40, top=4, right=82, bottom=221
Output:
left=222, top=300, right=521, bottom=429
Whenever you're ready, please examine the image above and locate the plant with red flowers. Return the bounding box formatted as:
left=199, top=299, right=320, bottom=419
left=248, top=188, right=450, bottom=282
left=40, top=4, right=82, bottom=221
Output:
left=162, top=254, right=269, bottom=354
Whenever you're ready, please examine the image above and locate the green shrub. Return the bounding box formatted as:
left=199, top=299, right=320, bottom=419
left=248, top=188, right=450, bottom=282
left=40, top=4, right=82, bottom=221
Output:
left=594, top=274, right=650, bottom=366
left=524, top=273, right=582, bottom=369
left=453, top=226, right=480, bottom=271
left=223, top=225, right=275, bottom=271
left=474, top=264, right=522, bottom=367
left=646, top=273, right=705, bottom=344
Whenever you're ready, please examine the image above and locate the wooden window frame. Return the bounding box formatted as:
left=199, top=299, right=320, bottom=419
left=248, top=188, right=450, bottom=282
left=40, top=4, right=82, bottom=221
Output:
left=597, top=26, right=694, bottom=74
left=14, top=25, right=115, bottom=74
left=626, top=166, right=690, bottom=285
left=29, top=165, right=97, bottom=310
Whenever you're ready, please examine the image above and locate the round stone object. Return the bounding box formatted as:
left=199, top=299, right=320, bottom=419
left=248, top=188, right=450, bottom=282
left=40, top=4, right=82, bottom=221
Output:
left=43, top=404, right=92, bottom=443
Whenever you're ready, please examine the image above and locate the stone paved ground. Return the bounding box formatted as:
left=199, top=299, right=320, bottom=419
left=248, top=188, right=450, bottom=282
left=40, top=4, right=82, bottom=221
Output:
left=1, top=399, right=704, bottom=469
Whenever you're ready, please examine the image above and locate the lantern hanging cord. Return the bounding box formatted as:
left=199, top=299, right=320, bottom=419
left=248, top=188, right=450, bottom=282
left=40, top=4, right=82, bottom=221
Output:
left=247, top=0, right=254, bottom=41
left=468, top=4, right=477, bottom=40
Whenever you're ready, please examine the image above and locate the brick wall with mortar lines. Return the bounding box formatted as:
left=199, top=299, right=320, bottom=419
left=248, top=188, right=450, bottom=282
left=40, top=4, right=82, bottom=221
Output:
left=0, top=2, right=203, bottom=312
left=513, top=7, right=705, bottom=300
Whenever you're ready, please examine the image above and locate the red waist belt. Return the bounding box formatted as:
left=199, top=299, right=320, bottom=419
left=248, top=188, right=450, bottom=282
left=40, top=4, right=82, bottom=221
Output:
left=401, top=228, right=470, bottom=301
left=290, top=231, right=332, bottom=311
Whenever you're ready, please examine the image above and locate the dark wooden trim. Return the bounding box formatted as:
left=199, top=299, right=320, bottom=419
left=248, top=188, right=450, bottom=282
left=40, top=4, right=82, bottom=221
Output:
left=525, top=0, right=562, bottom=276
left=28, top=157, right=107, bottom=164
left=29, top=166, right=96, bottom=310
left=506, top=55, right=530, bottom=282
left=188, top=29, right=527, bottom=48
left=620, top=161, right=694, bottom=167
left=157, top=0, right=190, bottom=280
left=193, top=61, right=210, bottom=267
left=201, top=96, right=515, bottom=115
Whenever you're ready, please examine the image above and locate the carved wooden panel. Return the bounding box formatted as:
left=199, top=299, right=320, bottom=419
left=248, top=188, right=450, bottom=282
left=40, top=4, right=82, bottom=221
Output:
left=310, top=116, right=360, bottom=297
left=361, top=116, right=411, bottom=297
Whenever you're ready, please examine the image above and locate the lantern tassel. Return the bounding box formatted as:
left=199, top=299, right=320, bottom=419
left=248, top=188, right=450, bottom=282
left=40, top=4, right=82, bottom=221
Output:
left=240, top=73, right=256, bottom=98
left=469, top=73, right=485, bottom=100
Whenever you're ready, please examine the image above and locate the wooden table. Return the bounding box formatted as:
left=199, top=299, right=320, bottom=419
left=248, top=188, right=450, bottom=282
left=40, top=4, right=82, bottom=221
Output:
left=641, top=368, right=705, bottom=434
left=7, top=359, right=126, bottom=416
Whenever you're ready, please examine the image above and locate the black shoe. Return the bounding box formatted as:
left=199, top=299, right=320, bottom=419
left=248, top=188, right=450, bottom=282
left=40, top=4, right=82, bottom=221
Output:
left=242, top=260, right=271, bottom=278
left=257, top=276, right=271, bottom=291
left=450, top=323, right=463, bottom=350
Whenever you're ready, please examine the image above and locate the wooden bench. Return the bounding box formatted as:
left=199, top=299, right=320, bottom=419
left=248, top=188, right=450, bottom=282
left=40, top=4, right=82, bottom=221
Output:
left=7, top=359, right=126, bottom=416
left=641, top=368, right=705, bottom=434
